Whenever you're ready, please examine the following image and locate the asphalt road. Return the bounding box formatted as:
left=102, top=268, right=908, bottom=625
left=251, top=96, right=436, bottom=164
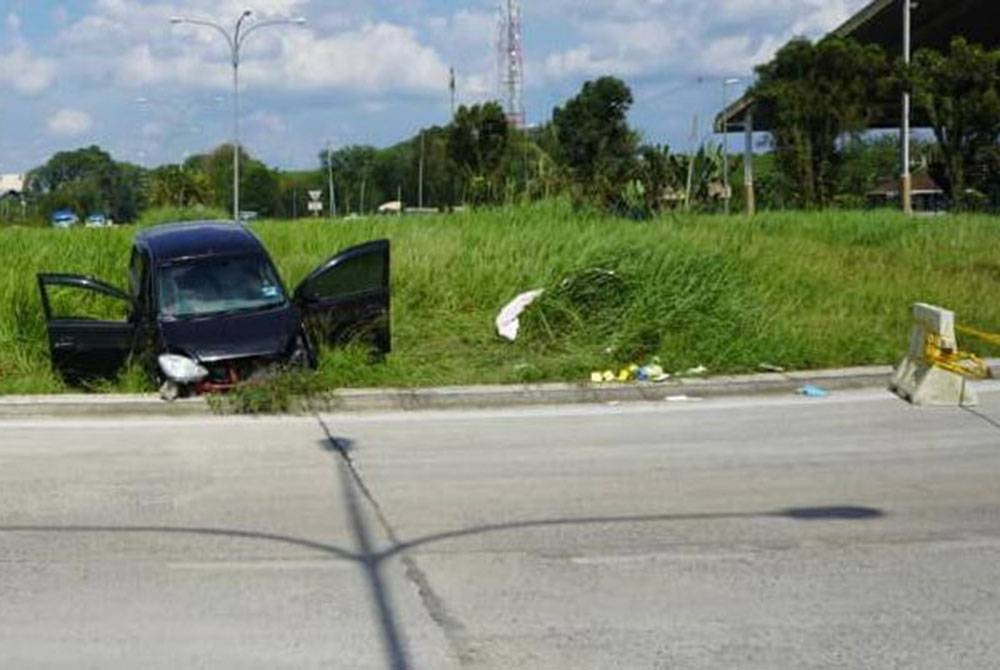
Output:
left=1, top=386, right=999, bottom=669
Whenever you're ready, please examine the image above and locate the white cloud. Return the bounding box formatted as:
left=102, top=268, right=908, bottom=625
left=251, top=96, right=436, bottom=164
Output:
left=249, top=111, right=287, bottom=134
left=539, top=0, right=869, bottom=83
left=53, top=1, right=448, bottom=96
left=0, top=44, right=57, bottom=94
left=0, top=16, right=58, bottom=96
left=545, top=47, right=641, bottom=81
left=47, top=109, right=93, bottom=136
left=427, top=9, right=496, bottom=50
left=273, top=22, right=449, bottom=94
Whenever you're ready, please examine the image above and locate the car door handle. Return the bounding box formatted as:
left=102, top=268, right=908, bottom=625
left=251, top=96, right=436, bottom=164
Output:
left=53, top=340, right=75, bottom=349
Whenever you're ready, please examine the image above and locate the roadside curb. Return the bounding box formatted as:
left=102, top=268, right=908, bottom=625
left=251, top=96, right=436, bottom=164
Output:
left=0, top=365, right=903, bottom=418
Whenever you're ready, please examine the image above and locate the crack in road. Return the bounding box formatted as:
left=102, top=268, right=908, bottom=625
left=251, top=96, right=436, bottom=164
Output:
left=315, top=414, right=476, bottom=668
left=962, top=405, right=1000, bottom=434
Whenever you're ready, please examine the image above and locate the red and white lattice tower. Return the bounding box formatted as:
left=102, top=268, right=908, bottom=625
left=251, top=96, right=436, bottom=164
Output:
left=497, top=0, right=525, bottom=128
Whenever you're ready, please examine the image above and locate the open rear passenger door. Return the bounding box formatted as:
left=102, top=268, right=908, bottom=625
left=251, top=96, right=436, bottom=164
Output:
left=37, top=274, right=137, bottom=382
left=293, top=240, right=391, bottom=355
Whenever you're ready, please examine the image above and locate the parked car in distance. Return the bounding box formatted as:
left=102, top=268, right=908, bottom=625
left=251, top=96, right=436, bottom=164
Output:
left=85, top=213, right=110, bottom=227
left=37, top=221, right=391, bottom=398
left=50, top=210, right=79, bottom=228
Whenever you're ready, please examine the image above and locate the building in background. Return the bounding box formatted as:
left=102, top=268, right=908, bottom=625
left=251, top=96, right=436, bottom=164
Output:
left=0, top=174, right=27, bottom=219
left=0, top=174, right=25, bottom=198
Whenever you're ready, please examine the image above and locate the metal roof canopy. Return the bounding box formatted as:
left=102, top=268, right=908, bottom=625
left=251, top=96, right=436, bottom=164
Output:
left=717, top=0, right=1000, bottom=132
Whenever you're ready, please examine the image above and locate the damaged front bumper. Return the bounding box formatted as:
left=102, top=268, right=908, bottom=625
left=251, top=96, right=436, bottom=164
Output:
left=158, top=352, right=301, bottom=401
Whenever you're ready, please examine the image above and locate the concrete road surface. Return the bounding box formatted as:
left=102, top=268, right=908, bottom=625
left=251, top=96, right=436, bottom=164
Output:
left=1, top=386, right=999, bottom=669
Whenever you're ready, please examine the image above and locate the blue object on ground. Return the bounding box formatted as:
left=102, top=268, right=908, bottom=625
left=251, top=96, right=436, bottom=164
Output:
left=800, top=384, right=829, bottom=398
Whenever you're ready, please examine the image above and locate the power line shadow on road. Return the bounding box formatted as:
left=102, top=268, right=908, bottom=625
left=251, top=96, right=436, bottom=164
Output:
left=0, top=525, right=356, bottom=560
left=0, top=503, right=885, bottom=669
left=0, top=429, right=886, bottom=670
left=321, top=432, right=473, bottom=669
left=383, top=507, right=885, bottom=558
left=334, top=441, right=411, bottom=670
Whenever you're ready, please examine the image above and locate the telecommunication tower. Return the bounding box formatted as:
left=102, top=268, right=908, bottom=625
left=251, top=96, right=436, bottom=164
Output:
left=497, top=0, right=525, bottom=128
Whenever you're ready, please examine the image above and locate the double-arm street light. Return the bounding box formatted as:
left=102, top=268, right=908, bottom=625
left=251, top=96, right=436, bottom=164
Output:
left=170, top=10, right=306, bottom=222
left=901, top=0, right=916, bottom=215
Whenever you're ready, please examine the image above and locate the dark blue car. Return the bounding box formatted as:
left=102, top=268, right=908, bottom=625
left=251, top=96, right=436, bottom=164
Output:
left=38, top=221, right=390, bottom=396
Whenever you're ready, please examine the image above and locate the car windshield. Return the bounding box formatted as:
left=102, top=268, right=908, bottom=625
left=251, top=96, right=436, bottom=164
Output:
left=157, top=254, right=286, bottom=319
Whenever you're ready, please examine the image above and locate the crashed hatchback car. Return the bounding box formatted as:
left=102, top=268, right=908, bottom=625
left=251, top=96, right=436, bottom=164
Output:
left=38, top=221, right=390, bottom=396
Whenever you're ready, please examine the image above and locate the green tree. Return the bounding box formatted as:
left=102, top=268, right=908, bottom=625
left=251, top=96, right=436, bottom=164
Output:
left=148, top=165, right=211, bottom=208
left=551, top=76, right=639, bottom=208
left=28, top=145, right=147, bottom=221
left=448, top=102, right=510, bottom=204
left=634, top=144, right=686, bottom=213
left=750, top=37, right=890, bottom=207
left=836, top=135, right=901, bottom=200
left=184, top=144, right=280, bottom=216
left=413, top=127, right=458, bottom=209
left=910, top=37, right=1000, bottom=204
left=321, top=145, right=380, bottom=214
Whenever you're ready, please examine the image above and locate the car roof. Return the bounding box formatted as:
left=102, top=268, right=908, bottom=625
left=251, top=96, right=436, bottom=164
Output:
left=136, top=221, right=267, bottom=264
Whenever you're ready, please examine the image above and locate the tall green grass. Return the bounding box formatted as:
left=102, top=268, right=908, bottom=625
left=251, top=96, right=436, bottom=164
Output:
left=1, top=201, right=999, bottom=394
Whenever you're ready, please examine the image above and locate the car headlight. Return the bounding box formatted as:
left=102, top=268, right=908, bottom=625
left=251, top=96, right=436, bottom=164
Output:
left=158, top=354, right=209, bottom=383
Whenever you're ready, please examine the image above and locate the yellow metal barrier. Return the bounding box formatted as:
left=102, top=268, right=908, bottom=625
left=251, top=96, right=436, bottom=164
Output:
left=957, top=324, right=1000, bottom=348
left=924, top=324, right=1000, bottom=380
left=923, top=333, right=988, bottom=380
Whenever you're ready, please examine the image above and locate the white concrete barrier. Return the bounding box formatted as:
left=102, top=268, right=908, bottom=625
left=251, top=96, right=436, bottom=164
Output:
left=889, top=303, right=978, bottom=406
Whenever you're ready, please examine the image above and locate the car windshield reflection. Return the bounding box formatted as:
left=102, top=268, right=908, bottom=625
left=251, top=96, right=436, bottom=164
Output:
left=158, top=255, right=286, bottom=320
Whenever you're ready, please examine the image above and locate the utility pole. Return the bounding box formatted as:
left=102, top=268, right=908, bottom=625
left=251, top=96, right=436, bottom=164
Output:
left=901, top=0, right=913, bottom=215
left=685, top=114, right=698, bottom=213
left=327, top=141, right=336, bottom=219
left=418, top=131, right=425, bottom=209
left=722, top=78, right=740, bottom=215
left=449, top=67, right=457, bottom=117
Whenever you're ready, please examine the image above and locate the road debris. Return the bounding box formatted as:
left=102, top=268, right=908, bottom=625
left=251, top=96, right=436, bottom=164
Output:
left=800, top=384, right=830, bottom=398
left=590, top=360, right=671, bottom=384
left=496, top=289, right=545, bottom=341
left=759, top=363, right=786, bottom=373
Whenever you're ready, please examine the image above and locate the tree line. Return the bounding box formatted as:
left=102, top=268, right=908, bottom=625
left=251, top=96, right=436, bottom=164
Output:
left=6, top=32, right=1000, bottom=225
left=752, top=36, right=1000, bottom=209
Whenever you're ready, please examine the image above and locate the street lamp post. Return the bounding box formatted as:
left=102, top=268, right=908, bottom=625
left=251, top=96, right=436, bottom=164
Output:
left=721, top=78, right=740, bottom=215
left=901, top=0, right=914, bottom=215
left=170, top=11, right=306, bottom=223
left=327, top=141, right=336, bottom=219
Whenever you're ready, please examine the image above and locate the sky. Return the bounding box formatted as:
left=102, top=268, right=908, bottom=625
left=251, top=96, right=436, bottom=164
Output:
left=0, top=0, right=871, bottom=173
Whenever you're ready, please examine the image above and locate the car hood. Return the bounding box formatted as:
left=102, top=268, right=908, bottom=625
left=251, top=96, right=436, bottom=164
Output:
left=159, top=304, right=301, bottom=363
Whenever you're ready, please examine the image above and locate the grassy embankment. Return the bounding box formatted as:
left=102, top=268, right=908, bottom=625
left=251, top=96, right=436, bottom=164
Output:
left=1, top=201, right=999, bottom=395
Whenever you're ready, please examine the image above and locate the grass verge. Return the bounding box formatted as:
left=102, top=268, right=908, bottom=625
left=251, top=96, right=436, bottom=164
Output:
left=2, top=200, right=999, bottom=396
